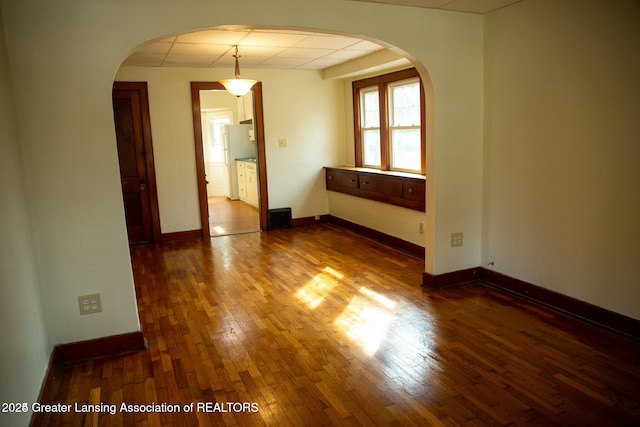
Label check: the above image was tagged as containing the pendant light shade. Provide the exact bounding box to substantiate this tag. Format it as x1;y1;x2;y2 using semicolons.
220;46;257;97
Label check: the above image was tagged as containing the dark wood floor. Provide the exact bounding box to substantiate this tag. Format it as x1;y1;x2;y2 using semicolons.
47;224;640;426
208;197;259;237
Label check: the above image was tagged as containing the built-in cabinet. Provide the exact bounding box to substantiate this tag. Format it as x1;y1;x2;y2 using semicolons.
237;160;259;207
325;166;425;211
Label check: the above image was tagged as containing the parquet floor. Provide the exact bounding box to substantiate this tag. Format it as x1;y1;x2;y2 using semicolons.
208;197;259;237
46;225;640;426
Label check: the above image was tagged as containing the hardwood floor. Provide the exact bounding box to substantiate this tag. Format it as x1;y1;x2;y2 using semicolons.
208;196;259;237
45;225;640;426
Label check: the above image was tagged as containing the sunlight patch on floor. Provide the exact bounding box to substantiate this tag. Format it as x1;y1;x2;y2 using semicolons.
335;286;396;356
296;266;344;309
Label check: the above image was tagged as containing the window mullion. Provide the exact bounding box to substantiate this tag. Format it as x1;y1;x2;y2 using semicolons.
379;83;390;171
353;86;363;167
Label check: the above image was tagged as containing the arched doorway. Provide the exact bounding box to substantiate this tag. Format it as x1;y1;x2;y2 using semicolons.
116;26;434;253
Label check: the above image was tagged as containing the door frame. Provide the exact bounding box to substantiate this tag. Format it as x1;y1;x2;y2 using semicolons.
113;81;161;244
191;81;269;237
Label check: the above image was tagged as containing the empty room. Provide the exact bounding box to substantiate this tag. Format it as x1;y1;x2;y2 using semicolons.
1;0;639;425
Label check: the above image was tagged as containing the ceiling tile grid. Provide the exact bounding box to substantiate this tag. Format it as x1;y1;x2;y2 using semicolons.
122;1;521;70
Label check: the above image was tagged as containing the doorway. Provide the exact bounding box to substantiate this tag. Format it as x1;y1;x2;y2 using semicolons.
191;82;269;237
201;106;259;236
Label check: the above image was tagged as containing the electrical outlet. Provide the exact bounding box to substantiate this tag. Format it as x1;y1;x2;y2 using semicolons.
78;293;102;315
451;232;463;247
278;138;287;147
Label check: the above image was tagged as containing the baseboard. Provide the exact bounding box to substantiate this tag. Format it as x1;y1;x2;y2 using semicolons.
292;214;330;228
421;266;640;340
479;268;640;341
422;267;480;290
31;331;146;426
328;215;425;259
161;229;202;243
53;331;147;364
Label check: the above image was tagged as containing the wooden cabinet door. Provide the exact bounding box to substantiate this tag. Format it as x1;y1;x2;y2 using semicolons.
247;167;258;207
112;83;157;244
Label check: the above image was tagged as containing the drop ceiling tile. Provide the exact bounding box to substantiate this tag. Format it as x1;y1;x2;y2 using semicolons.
241;31;310;47
295;35;361;50
344;40;384;51
162;62;210;68
135;42;172;54
300;57;347;68
323;49;373;60
218;55;271;68
277;47;336;59
229;45;286;57
122;53;166;67
176;30;249;45
259;56;313;68
164;54;215;65
170;43;228;56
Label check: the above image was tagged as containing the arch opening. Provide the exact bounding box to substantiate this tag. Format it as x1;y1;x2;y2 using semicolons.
113;23;434;269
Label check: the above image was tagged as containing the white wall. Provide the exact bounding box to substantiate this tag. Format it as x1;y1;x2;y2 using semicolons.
328;192;427;247
0;7;49;426
483;0;640;319
115;66;344;231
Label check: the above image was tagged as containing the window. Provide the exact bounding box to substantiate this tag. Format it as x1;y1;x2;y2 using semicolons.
353;68;425;174
202;111;233;164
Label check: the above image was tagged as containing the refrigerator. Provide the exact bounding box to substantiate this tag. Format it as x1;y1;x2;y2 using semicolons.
223;124;256;200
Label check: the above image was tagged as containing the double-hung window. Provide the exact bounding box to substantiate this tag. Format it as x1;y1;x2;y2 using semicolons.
353;68;425;174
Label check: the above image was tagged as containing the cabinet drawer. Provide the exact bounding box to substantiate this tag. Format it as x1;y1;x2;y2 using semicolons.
403;181;425;202
326;170;358;190
324;166;426;212
359;174;402;197
237;161;246;170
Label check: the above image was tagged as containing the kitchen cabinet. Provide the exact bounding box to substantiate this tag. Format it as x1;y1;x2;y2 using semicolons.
236;160;259;207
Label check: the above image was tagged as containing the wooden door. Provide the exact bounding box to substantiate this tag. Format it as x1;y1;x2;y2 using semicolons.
112;82;159;244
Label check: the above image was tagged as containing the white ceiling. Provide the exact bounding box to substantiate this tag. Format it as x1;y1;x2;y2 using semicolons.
123;29;385;70
122;0;521;70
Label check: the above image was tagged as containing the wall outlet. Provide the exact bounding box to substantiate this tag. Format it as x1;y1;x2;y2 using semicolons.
451;232;463;247
78;293;102;315
278;138;287;147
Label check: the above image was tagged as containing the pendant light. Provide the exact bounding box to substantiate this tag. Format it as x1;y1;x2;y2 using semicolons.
220;45;257;97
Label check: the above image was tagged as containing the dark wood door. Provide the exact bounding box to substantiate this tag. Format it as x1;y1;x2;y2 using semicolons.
112;82;158;244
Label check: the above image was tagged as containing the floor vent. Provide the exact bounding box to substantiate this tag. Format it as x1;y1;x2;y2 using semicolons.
267;208;292;230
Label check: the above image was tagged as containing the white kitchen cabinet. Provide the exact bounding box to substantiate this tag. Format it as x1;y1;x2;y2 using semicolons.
246;164;258;207
236;160;258;207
